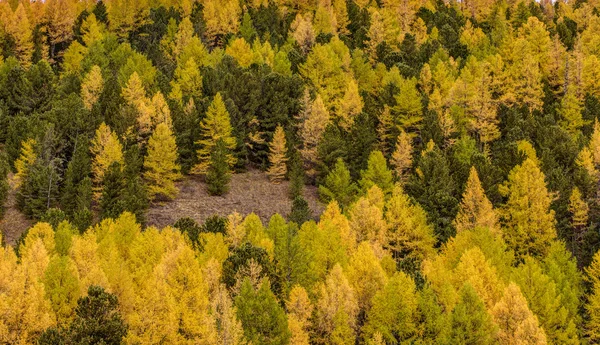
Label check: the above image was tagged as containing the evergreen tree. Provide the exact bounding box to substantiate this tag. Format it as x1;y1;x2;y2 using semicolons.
363;272;418;344
193;93;236;175
61;137;91;218
492;283;547;345
448;284;497;345
288;196;312;225
454;167;499;234
81;65;104;111
143;122;181;201
235;279;290;345
206;139;232;196
359;150;394;194
90;123;124;200
318;158;357;211
267;125;288;183
39;285;127;344
500;158;557;259
99;162;125;220
390;130;413;182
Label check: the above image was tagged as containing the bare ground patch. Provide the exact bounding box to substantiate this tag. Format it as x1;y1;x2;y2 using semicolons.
146;169;324;229
1;174;32;246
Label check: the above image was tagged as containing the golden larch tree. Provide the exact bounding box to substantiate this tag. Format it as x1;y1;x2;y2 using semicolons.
339;79;363;130
202;0;241;46
267;125;288;183
298;94;330;179
390;130;413;182
492;283;548;345
90;123;124;199
144;122;182;201
81;65;104;111
499;158;557;259
14;138;37;189
193;93;236;174
454;167;500;235
6;4;34;67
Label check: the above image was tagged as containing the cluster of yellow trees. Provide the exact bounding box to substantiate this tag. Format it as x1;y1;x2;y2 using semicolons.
0;148;595;344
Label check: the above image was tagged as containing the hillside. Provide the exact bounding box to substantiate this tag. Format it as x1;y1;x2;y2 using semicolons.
147;169;323;228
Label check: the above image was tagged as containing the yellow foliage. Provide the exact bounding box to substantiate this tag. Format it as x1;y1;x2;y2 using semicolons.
454;167;499;234
81;65;104;111
90;123;124;199
267;125;288;183
14;138;37;189
143;122;182;201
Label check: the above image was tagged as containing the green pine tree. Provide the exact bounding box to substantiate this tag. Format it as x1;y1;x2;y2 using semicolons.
318;158;358;211
206;138;232;196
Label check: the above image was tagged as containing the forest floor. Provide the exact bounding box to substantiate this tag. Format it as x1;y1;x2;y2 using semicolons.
146;169;324;229
1;174;32;246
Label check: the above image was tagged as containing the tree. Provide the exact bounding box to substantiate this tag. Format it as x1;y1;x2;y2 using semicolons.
346;242;388;313
193;93;236;175
267;125;288;183
235;279;290;345
359;150;394;194
454;167;499;235
314;264;358;345
287;285;312;345
492;283;547;345
290;13;315;54
288;196;312;225
449;283;497;345
43;255;81;325
385;186;436;270
390;131;413;182
143;123;181;201
206;139;232;196
90;123;124;200
339;79;363;130
81;65;104;111
558;87;585;135
39;285;128;344
318;158;357;211
203;0;241;46
499;158;557;259
298;94;330;179
61;138;91;218
393;77;423;133
587;250;600;342
99;162;126;220
363;272;418;344
14;138;38;189
6;4;34;67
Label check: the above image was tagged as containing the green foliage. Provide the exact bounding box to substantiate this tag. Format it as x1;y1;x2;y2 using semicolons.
235;279;290;345
359;150;394;194
319;158;357;210
288;196;312;225
448;284;497;345
206;138;232;196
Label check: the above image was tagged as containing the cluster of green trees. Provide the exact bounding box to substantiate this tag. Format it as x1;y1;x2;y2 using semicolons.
2;0;600;343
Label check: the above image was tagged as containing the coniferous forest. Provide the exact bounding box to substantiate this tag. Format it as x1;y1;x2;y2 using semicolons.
1;0;600;343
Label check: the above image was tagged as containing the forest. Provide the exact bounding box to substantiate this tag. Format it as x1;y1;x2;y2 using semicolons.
0;0;599;343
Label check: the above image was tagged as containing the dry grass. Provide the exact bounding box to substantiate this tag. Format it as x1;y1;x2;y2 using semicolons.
1;174;32;246
146;169;324;229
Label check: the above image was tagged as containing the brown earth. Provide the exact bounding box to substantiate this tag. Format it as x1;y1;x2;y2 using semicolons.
0;174;32;246
146;169;324;229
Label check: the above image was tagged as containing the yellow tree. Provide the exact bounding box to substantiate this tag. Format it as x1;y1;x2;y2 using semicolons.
14;138;37;189
590;119;600;167
193;93;236;174
298;94;330;179
587;250;600;342
345;242;388;313
203;0;241;46
170;57;203;106
499;158;557;259
290;13;315;55
6;4;34;67
90;123;124;199
390;130;413;182
454;167;499;235
144;122;182;201
44;0;77;58
225;37;254;68
384;186;436;265
287;285;313;345
492;283;548;345
81;65;104;111
559;87;585;135
393;77;423;133
267;125;288;183
314;264;359;344
80;13;104;47
339;79;363;130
